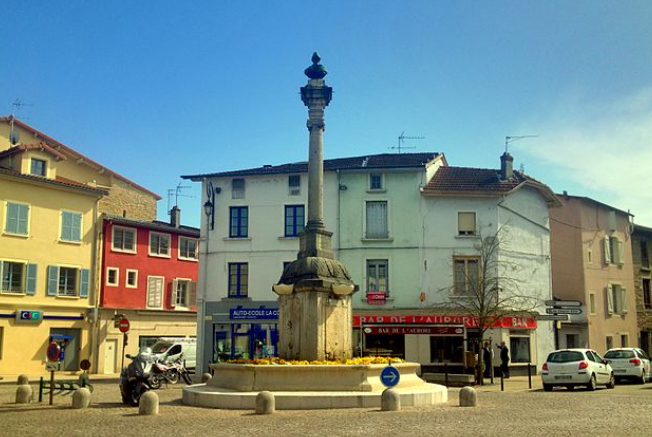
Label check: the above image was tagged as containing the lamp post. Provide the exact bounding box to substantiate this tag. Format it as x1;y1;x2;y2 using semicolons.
197;181;215;375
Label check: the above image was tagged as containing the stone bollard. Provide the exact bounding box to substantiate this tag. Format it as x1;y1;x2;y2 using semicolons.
72;387;91;409
381;388;401;411
201;373;212;383
15;385;33;404
17;374;29;386
255;391;275;415
139;391;159;416
459;386;477;407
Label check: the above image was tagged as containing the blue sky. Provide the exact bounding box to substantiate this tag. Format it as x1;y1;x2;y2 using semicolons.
2;1;651;226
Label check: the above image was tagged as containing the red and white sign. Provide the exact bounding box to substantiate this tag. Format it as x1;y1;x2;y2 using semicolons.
366;292;387;305
354;314;537;330
363;325;464;335
118;318;130;333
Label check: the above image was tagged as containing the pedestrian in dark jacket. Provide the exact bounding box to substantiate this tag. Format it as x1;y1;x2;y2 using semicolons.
482;341;493;378
497;341;510;378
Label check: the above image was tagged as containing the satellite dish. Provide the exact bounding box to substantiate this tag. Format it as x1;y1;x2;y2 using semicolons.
9;129;19;145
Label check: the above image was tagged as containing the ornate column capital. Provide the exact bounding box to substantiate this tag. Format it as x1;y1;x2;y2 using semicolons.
307;120;325;131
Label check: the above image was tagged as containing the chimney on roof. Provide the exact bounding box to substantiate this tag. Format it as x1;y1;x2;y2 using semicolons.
500;152;513;181
170;206;181;228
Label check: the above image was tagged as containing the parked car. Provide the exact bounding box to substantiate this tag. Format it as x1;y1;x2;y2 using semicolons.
541;349;615;391
604;348;651;384
145;338;197;370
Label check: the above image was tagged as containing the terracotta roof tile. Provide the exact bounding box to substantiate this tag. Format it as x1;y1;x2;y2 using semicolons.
423;166;524;195
0;166;107;195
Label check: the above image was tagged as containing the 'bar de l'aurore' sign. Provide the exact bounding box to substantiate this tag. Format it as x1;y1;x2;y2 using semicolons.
354;314;537;330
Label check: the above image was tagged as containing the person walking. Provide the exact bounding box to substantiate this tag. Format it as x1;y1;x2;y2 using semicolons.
482;341;493;379
497;341;510;378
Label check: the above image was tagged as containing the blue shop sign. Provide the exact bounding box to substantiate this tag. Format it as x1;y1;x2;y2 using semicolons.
15;310;43;323
229;307;279;320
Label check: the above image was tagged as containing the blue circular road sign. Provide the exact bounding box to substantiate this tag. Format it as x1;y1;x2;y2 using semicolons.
380;365;400;388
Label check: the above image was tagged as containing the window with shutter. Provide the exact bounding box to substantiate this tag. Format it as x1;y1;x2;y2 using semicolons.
188;281;197;307
1;261;26;293
604;236;611;264
146;276;164;309
621;287;628;314
60;211;82;242
232;179;245;199
458;212;476;236
5;202;29;235
617;240;624;265
365;201;388;239
25;264;37;295
453;257;480;295
366;260;389;294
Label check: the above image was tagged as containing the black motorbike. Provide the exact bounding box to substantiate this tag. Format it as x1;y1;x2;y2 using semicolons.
119;353;155;406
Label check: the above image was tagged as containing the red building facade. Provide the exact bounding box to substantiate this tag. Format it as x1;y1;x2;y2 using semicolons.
96;212;200;374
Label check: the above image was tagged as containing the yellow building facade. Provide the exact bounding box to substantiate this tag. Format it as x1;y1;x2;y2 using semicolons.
0;116;161;377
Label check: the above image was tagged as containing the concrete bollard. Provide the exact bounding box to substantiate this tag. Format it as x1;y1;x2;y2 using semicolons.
459;386;477;407
255;391;275;415
201;373;212;383
15;385;33;404
381;388;401;411
72;387;92;409
138;391;159;416
17;374;29;386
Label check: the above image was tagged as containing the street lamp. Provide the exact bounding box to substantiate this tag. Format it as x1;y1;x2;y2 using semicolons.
204;181;215;230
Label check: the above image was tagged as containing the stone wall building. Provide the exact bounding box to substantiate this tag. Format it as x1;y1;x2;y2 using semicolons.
632;224;652;355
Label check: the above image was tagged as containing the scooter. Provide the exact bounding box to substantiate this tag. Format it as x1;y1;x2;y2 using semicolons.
119;353;155;406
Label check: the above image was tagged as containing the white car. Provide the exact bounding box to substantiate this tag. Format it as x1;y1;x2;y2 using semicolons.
604;348;651;384
541;349;615;391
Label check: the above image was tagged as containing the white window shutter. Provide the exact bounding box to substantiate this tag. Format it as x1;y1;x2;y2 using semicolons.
606;285;614;315
171;279;178;308
618;239;624;265
622;287;628;314
604;236;611;264
189;281;197;307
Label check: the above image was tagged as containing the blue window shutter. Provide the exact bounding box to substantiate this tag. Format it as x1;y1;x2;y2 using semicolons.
73;214;82;241
61;212;72;240
80;269;90;298
47;266;59;296
6;203;19;233
17;204;29;235
26;264;37;295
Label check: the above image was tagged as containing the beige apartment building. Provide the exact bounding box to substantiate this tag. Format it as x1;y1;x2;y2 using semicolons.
550;194;637;354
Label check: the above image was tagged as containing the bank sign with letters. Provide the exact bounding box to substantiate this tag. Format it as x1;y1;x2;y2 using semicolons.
15;310;43;323
229;308;279;320
354;314;537;330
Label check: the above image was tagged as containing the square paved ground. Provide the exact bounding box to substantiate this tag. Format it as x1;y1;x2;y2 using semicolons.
2;380;652;436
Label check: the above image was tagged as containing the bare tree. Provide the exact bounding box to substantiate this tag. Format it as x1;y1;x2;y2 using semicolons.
432;223;541;382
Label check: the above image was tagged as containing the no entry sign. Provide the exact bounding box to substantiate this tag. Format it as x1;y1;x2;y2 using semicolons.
118;318;130;333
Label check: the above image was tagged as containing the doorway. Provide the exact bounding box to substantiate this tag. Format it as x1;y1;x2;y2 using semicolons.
49;328;81;371
104;339;117;374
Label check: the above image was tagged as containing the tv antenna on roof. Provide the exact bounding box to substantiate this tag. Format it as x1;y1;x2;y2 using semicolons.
9;99;35;145
167;181;194;215
389;131;424;154
505;135;538;153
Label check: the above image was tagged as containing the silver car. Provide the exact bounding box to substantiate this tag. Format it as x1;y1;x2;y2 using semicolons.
541;349;615;391
605;348;651;384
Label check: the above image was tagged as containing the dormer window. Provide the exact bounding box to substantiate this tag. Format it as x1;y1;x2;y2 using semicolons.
30;159;46;177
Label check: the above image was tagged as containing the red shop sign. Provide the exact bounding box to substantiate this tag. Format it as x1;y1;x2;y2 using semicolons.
354;314;536;330
366;292;387;305
363;325;465;335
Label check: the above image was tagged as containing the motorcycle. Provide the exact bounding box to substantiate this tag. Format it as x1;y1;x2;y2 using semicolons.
150;359;192;388
119;353;155;406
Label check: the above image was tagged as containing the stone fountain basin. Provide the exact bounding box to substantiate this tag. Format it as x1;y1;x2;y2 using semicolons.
208;362;425;392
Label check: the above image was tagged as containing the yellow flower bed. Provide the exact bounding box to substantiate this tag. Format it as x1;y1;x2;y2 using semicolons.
226;356;404;366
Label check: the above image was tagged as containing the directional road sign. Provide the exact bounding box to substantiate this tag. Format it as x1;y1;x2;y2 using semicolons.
380;366;400;388
534;314;569;321
544;300;582;307
546;307;582;315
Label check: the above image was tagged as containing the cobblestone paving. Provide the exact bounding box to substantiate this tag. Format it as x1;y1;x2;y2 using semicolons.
1;381;652;437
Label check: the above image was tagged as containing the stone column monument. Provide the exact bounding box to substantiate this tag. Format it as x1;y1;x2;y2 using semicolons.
273;53;357;361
